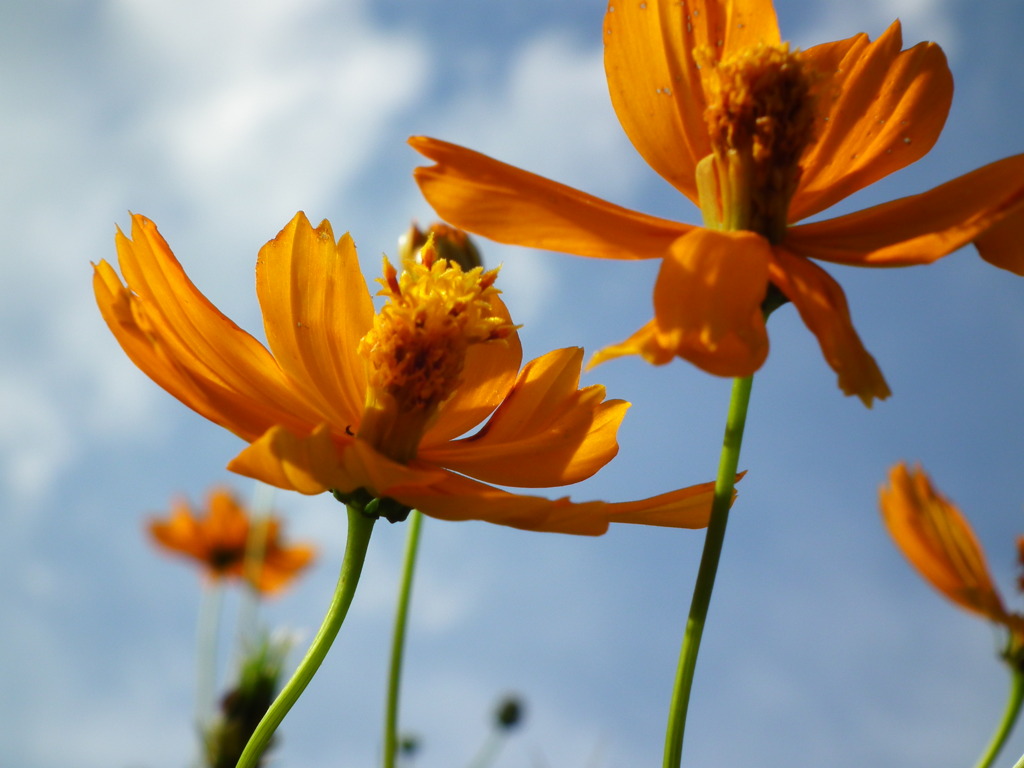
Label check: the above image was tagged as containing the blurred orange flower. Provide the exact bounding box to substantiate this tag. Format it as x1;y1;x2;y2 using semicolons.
880;463;1024;655
95;213;719;535
148;487;315;595
411;0;1024;406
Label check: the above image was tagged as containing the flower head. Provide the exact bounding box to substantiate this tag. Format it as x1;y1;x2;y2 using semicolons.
96;213;720;535
148;487;315;595
410;0;1024;406
880;463;1024;662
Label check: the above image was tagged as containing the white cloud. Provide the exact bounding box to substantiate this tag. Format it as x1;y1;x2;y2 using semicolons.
789;0;958;58
109;0;431;226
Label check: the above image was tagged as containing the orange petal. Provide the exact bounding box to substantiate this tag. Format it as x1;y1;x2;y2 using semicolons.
975;204;1024;276
768;249;890;406
148;504;207;560
256;213;373;428
603;0;780;203
652;229;770;376
389;471;717;536
786;154;1024;271
422;348;627;487
94;261;312;441
410;136;693;259
228;424;447;497
113;215;310;421
425;293;524;443
880;463;1010;624
206;487;249;545
228;424;348;495
589;318;679;368
792;21;953;220
255;542;317;595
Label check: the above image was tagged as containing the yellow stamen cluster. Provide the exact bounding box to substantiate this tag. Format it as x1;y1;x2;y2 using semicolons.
696;43;817;243
357;238;515;462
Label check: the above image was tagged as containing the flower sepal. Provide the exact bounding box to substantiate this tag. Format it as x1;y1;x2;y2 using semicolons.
333;486;414;524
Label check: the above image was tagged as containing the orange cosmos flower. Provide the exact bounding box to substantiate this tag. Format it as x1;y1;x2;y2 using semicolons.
880;463;1024;658
148;486;315;594
410;0;1024;406
95;212;720;535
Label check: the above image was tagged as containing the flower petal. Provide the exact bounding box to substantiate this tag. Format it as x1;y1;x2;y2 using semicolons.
792;21;953;221
603;0;780;203
228;424;349;495
768;249;890;406
256;212;373;428
880;463;1010;625
410;136;693;259
93;259;314;441
228;424;447;497
422;347;627;487
99;216;322;439
652;229;770;376
390;471;717;536
589;318;679;368
786;154;1024;271
425;294;524;443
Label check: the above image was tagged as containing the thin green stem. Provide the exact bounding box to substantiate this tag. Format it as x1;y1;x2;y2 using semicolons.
383;509;424;768
663;374;755;768
237;482;277;651
236;506;376;768
197;581;224;725
973;667;1024;768
464;731;503;768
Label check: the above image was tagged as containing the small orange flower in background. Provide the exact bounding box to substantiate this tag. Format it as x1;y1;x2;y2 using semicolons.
95;212;720;535
148;486;316;595
880;463;1024;660
411;0;1024;406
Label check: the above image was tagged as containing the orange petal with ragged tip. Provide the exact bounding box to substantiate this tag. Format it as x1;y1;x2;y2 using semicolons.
425;293;524;443
410;136;693;260
786;154;1024;271
768;249;890;406
389;472;718;536
256;213;373;428
880;463;1011;625
422;347;626;487
793;21;953;221
113;215;307;419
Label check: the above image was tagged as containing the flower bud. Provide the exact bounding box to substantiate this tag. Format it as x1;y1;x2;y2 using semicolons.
400;221;483;271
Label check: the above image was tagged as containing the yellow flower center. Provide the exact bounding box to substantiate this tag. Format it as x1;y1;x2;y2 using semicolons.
695;43;817;244
356;238;515;463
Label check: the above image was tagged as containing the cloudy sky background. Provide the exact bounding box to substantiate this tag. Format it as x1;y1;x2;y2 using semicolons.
4;0;1024;766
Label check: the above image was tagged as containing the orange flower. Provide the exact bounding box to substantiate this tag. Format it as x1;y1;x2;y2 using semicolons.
95;213;720;535
148;486;315;594
410;0;1024;406
880;463;1024;648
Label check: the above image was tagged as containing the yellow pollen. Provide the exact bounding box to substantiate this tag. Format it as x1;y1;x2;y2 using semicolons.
356;238;515;462
695;43;817;242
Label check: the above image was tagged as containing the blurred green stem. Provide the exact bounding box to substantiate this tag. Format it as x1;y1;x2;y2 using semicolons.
973;667;1024;768
662;374;754;768
383;509;424;768
236;506;375;768
465;730;504;768
197;581;224;725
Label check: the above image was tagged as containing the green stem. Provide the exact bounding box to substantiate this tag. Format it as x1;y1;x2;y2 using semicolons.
662;374;755;768
973;667;1024;768
236;506;376;768
197;581;224;725
383;509;424;768
465;731;503;768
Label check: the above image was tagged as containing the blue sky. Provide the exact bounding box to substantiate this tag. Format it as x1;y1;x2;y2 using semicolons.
3;0;1024;766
